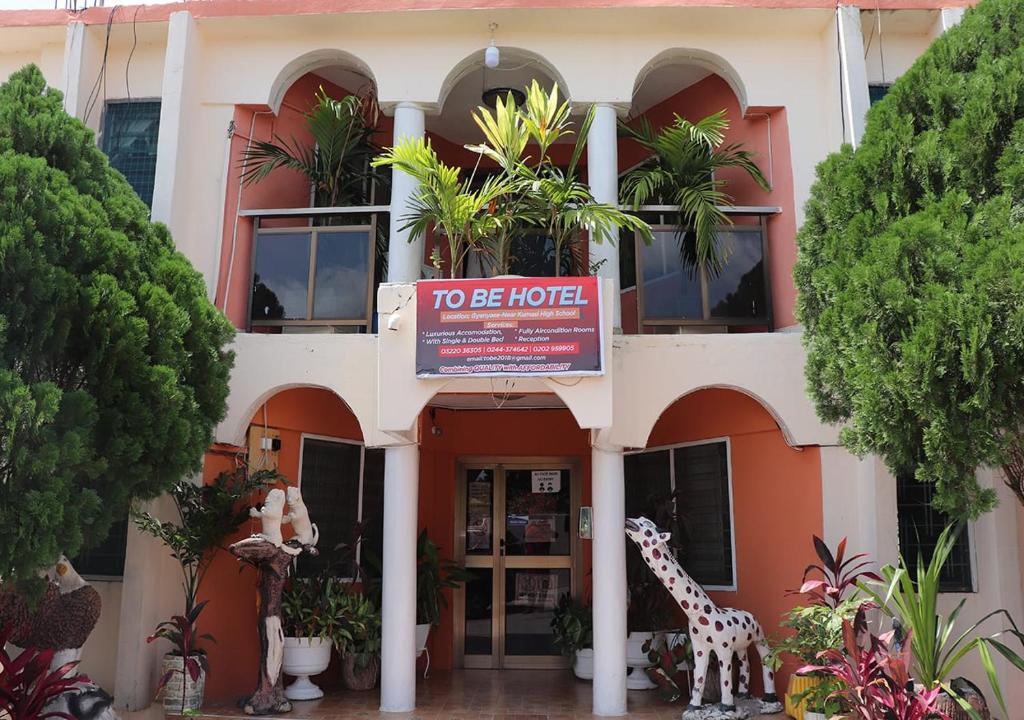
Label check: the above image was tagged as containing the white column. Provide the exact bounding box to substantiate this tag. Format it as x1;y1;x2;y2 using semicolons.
837;5;871;148
387;103;427;283
591;444;627;716
938;7;966;33
587;103;622;330
380;443;420;712
60;21;102;128
151;11;197;231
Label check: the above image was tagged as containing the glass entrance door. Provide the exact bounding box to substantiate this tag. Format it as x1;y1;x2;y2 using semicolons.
455;460;578;669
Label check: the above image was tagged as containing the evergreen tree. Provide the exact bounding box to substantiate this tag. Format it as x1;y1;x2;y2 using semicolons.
0;66;235;583
795;0;1024;517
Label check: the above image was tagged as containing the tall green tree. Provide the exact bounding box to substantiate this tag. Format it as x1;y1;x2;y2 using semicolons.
794;0;1024;518
0;66;235;584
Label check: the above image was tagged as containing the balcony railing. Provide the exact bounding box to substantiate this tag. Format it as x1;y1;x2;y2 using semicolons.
622;206;780;333
241;206;388;333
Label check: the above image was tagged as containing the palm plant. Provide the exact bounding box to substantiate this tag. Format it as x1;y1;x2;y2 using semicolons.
619;110;770;276
240;87;382;208
471;82;651;276
373;137;512;278
860;524;1024;717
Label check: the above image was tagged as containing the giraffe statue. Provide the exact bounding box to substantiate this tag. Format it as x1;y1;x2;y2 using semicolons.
625;517;783;719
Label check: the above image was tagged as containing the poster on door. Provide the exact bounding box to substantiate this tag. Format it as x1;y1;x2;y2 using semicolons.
415;277;604;378
514;572;558;608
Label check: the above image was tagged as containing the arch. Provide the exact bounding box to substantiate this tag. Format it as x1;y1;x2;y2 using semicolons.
631;47;749;115
221;382;369;448
643;384;797;450
436;45;572;111
267;48;377;114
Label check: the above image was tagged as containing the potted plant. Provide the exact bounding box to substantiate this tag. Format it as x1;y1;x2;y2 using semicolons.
551;593;593;680
861;524;1024;720
134;468;275;713
336;593;381;691
619;109;770;277
792;676;847;720
770;536;879;720
799;602;947;720
279;575;354;701
626;559;673;691
416;529;470;657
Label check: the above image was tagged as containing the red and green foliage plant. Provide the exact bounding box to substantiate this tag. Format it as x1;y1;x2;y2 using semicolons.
799;604;948;720
0;626;84;720
148;600;212;706
798;536;881;608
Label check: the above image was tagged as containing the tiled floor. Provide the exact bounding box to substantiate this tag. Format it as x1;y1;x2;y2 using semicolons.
195;670;788;719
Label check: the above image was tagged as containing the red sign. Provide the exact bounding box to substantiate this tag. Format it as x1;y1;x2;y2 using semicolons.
416;277;604;378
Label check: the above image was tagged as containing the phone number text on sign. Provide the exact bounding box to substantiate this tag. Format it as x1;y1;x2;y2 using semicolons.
415;277;604;378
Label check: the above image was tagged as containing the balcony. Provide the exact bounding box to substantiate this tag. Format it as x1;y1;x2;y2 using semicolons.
242;206;388;334
621;206;778;334
241;205;777;336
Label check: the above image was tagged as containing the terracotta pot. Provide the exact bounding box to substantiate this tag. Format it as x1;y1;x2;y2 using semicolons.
160;653;206;714
784;674;823;720
341;653;380;691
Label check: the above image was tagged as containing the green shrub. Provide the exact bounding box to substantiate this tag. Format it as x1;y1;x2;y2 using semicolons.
795;0;1024;517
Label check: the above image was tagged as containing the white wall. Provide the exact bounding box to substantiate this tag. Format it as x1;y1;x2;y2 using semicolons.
78;580;122;694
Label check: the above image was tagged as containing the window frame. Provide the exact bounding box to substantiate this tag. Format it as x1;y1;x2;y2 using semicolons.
895;474;977;594
625;436;737;591
297;432;370;579
99;98;162;208
248;220;378;332
633;222;772;331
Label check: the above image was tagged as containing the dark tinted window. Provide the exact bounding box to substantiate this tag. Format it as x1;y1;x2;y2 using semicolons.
101;101;161;207
73;517;129;578
297;439;362;576
897;474;973;592
869;84;892;105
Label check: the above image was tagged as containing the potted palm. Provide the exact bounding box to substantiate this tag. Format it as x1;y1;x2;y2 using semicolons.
619;110;770;276
416;529;470;657
133;468;275;713
280;575;354;701
551;593;594;680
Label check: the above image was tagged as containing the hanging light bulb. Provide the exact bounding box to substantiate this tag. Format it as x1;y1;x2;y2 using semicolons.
484;23;499;68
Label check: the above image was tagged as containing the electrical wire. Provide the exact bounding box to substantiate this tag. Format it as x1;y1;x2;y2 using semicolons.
83;6;117;126
125;4;141;102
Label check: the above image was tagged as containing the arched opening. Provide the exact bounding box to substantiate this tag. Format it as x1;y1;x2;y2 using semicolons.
628;387;821;694
619;50;797;332
199;386;371;701
217;51;388;332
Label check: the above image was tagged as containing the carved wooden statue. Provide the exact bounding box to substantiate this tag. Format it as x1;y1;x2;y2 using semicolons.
625;517;783;720
231;486;318;716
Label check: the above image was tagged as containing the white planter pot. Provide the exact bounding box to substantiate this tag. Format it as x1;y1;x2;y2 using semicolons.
160;653;206;714
282;637;333;701
573;648;594;680
415;623;431;655
625;631;663;690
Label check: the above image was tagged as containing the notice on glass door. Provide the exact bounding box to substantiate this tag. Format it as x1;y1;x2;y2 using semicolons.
531;470;561;494
415;277;604;378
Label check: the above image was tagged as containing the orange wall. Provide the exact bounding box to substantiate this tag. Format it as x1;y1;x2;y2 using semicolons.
647;388;822;692
198;387;363;701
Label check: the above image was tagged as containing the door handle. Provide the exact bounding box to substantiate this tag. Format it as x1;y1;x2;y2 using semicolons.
499;537;506;556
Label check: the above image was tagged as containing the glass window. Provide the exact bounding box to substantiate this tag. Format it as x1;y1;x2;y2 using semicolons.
503;469;572;557
251;232;311;321
624;441;734;588
897;474;973;593
707;230;766;319
73;517;129;578
869;84;892;105
504;568;571;656
312;231;370;319
639;230;702;319
673;443;733;587
101;100;161;207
